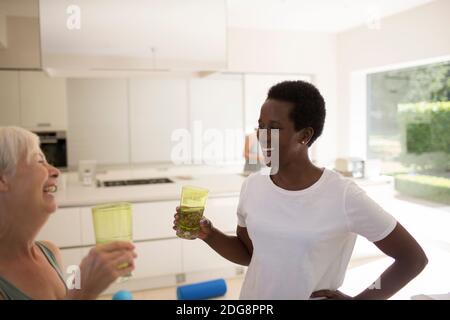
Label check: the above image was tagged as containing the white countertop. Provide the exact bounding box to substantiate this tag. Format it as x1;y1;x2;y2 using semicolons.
56;165;247;208
55;164;393;208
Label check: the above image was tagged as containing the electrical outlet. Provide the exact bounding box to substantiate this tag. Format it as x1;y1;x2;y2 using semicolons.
235;266;245;275
176;273;186;284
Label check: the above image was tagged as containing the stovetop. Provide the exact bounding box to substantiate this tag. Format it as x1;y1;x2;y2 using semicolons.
98;177;174;187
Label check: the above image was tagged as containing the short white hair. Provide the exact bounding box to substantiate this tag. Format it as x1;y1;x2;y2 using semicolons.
0;126;41;175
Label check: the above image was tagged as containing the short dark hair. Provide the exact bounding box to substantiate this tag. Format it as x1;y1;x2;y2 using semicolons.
267;80;326;146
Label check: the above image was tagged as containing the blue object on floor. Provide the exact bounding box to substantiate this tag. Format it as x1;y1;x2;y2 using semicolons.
112;290;133;300
177;278;227;300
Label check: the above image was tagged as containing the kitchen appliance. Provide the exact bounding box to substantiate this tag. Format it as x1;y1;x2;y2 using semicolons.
335;157;365;178
98;178;174;187
34;131;67;169
78;160;97;186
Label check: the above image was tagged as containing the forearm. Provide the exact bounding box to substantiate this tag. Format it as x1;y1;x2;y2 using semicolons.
354;258;427;300
203;227;252;266
65;289;96;300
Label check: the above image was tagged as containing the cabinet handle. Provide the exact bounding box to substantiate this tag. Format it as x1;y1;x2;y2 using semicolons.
37;123;51;127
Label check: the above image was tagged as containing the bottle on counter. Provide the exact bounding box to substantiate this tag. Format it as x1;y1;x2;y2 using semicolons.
82;168;93;186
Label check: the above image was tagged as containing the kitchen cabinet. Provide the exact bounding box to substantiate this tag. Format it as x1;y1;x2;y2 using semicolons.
80;200;179;245
19;71;67;131
36;207;82;248
133;239;183;279
204;197;239;233
146;0;227;71
182;234;239;274
66;79;129;166
39;0;227;73
0;71;20;126
0;70;67;130
78;241;183;281
43;195;240;290
0;14;41;69
182;196;239;274
129;79;188;163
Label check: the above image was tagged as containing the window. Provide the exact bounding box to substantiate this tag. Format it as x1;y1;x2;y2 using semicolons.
367;61;450;204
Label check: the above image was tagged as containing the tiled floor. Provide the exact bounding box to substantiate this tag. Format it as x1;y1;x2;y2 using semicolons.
101;182;450;300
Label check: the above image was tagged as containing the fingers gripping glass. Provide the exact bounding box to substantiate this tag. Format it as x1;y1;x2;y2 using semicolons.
176;186;209;240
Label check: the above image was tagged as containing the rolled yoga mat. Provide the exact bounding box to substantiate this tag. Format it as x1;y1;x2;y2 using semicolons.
177;278;227;300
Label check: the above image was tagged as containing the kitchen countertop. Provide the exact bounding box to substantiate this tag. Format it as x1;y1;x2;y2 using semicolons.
55;164;393;208
56;165;247;208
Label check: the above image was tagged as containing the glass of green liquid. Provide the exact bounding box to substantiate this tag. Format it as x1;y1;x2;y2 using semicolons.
92;202;133;280
177;186;209;240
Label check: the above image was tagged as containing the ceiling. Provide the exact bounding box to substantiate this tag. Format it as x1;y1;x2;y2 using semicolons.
227;0;436;33
2;0;437;74
2;0;436;33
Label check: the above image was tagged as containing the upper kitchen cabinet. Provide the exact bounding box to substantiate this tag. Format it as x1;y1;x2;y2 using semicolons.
0;70;67;130
0;71;20;126
19;71;67;131
0;0;41;69
39;0;227;75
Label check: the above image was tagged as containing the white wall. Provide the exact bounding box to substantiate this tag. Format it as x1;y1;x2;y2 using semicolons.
336;0;450;159
227;28;338;166
67;79;130;166
62;28;338;167
129;78;189;164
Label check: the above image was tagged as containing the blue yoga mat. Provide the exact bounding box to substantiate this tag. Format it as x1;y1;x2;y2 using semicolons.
177;278;227;300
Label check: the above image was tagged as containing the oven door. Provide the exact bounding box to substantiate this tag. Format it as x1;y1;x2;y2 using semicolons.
40;140;67;168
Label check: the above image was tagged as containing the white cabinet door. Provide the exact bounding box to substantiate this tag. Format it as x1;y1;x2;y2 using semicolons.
189;75;244;163
133;201;179;240
67;79;129;166
36;207;82;248
80;207;95;245
182;196;240;274
133;239;183;278
150;0;227;70
39;0;226;72
79;240;182;280
80;200;179;245
0;71;20;126
182;236;238;273
19;71;67;131
204;197;239;233
129;79;188;163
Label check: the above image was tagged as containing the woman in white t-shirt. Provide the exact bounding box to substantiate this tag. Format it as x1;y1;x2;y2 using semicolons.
173;80;428;300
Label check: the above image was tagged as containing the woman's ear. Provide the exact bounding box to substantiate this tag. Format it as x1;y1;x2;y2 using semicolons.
299;128;314;145
0;174;9;192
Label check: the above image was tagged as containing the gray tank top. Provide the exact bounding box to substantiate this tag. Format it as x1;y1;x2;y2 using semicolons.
0;242;66;300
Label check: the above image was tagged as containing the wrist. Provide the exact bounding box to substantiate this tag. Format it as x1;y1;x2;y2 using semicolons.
202;226;218;244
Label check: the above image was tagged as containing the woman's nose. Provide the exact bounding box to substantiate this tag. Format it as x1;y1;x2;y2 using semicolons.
48;164;60;178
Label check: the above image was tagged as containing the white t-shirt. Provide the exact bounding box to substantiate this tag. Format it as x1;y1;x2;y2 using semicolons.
237;168;397;300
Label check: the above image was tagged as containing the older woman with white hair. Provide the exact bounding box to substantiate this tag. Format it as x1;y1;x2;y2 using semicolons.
0;126;137;300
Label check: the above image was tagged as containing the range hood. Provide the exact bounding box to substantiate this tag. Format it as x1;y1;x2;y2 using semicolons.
39;0;228;77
